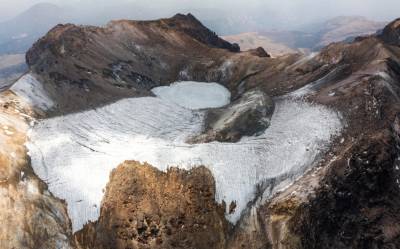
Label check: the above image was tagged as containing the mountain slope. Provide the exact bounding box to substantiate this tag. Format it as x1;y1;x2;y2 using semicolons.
1;13;400;249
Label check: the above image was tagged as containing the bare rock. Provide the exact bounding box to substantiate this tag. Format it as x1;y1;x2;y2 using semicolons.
379;18;400;46
189;89;274;143
248;47;271;58
0;94;74;249
75;161;229;249
168;13;240;52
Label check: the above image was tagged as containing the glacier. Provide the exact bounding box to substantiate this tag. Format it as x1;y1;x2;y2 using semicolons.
26;81;343;232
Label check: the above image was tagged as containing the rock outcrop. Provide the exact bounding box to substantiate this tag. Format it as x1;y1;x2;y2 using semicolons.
248;47;271;58
379;18;400;46
75;161;229;249
0;92;74;249
190;89;274;143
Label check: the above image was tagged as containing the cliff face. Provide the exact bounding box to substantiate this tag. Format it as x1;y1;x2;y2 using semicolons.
75;162;229;249
3;13;400;249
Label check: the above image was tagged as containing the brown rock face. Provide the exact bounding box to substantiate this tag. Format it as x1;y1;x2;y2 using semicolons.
0;92;74;249
75;161;229;249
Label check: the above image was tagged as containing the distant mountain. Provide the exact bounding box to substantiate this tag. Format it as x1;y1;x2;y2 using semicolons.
260;30;318;51
259;16;386;52
313;16;386;48
0;54;26;89
222;32;298;57
0;3;67;54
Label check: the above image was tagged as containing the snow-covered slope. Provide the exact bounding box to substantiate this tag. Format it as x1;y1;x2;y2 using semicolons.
26;82;342;232
10;74;54;111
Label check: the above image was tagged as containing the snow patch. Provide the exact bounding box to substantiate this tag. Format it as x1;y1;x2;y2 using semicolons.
289;52;319;69
152;81;231;110
218;60;234;79
376;71;400;101
10;74;54;111
289;65;347;98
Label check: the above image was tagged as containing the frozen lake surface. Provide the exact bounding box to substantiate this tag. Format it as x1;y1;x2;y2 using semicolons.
26;81;343;232
151;81;231;109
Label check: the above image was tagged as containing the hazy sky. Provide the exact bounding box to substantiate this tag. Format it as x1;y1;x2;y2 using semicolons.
1;0;400;27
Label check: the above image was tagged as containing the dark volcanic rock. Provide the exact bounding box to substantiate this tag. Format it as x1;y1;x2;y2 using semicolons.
248;47;271;58
297;130;400;249
168;13;240;52
189;89;274;143
379;18;400;46
75;161;229;249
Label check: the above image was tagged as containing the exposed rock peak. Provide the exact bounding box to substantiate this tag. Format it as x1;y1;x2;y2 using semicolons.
164;13;240;52
105;13;240;52
172;13;201;23
379;18;400;45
